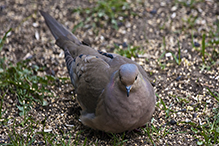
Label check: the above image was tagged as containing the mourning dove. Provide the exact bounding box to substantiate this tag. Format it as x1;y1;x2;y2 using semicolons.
40;10;156;133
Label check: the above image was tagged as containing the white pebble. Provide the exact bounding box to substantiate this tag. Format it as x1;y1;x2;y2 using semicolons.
171;6;177;11
32;22;39;27
35;31;40;40
171;13;176;19
44;129;52;132
165;52;172;57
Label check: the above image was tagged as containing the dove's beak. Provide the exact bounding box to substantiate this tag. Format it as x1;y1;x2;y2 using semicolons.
126;85;132;97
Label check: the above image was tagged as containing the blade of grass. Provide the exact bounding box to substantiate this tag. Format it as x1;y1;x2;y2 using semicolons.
0;28;12;52
201;33;206;64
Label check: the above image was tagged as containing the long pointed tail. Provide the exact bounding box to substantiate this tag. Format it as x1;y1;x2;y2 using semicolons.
40;10;81;45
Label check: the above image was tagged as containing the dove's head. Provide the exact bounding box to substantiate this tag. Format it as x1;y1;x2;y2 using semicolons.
119;64;139;97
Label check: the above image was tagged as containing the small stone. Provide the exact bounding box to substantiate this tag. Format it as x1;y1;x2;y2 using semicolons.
187;106;194;111
176;76;182;81
198;8;203;13
0;5;6;11
59;51;64;58
160;2;166;6
194;42;200;47
117;22;123;27
23;53;33;60
65;124;74;127
32;22;39;27
169;119;177;125
44;128;52;132
171;13;176;18
186;10;191;15
206;99;211;103
118;16;123;21
185;119;191;122
178;109;186;112
171;6;177;11
35;31;40;40
150;9;157;14
193;113;197;118
201;20;206;25
6;31;11;37
122;42;128;48
198;118;204;125
125;22;131;28
165;52;172;57
100;35;104;41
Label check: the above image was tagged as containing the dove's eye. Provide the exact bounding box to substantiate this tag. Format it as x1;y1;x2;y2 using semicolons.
135;76;138;80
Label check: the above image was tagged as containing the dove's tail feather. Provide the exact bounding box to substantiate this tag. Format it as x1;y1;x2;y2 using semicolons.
40;10;81;45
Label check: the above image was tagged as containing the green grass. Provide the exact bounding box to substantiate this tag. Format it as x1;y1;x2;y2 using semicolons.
0;28;67;145
114;44;143;59
0;59;57;116
5;115;77;146
173;0;218;71
176;89;219;146
182;15;198;30
174;0;205;9
7;116;39;146
143;90;219;145
207;20;219;67
107;132;128;146
175;0;218;71
201;33;206;64
0;28;12;52
72;0;135;30
0;28;12;73
170;40;182;65
142;94;179;145
193;33;215;71
192;32;218;71
157;37;167;70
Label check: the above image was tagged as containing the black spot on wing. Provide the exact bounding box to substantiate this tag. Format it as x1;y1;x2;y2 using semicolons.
98;50;114;59
79;54;83;58
106;53;113;59
82;41;90;46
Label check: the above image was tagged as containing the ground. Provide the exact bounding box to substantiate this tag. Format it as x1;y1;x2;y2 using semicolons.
0;0;219;145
